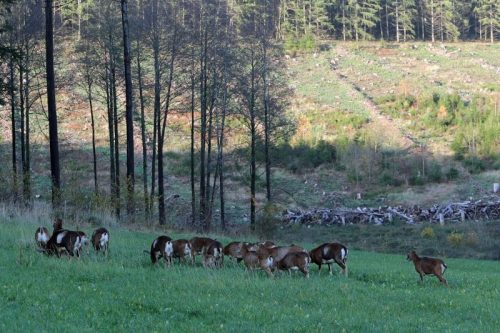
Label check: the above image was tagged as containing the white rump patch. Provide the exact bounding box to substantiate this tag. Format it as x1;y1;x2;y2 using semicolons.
165;241;173;256
74;236;82;252
184;244;191;256
152;239;157;248
322;246;329;257
441;264;446;274
37;232;49;243
341;248;346;260
56;231;67;244
100;233;109;247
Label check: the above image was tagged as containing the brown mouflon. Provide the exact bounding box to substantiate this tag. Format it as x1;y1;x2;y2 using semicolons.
309;243;348;276
92;228;110;254
407;251;448;286
276;252;311;278
150;236;173;266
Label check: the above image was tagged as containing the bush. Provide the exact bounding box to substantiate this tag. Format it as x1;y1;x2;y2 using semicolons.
463;156;486;174
427;163;443;182
421;227;436;238
447;232;464;247
255;202;282;238
445;167;459;181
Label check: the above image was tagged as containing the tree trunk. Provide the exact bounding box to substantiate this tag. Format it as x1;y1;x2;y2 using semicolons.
136;43;149;216
199;28;208;230
19;61;26;204
24;46;31;205
250;51;256;227
121;0;135;220
45;0;61;210
150;0;160;216
111;59;120;219
263;42;271;202
87;78;98;195
105;51;116;214
9;48;17;200
396;1;400;42
431;0;435;42
190;72;196;226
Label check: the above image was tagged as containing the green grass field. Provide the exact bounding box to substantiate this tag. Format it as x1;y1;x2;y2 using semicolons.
1;218;499;332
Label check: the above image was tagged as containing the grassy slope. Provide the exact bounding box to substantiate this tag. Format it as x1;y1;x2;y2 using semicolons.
1;219;499;332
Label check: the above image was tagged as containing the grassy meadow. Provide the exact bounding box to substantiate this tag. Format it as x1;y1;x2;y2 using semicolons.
1;216;499;332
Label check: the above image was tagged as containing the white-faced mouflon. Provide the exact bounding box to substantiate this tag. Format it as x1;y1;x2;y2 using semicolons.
35;226;50;249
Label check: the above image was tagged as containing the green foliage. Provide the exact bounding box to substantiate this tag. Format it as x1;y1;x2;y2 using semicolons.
447;231;464;247
269;140;338;172
284;34;316;54
420;226;435;238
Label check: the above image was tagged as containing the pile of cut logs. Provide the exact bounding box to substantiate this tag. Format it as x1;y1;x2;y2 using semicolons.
282;197;500;226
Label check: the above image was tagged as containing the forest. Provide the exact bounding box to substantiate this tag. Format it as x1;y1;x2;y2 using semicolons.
0;0;498;231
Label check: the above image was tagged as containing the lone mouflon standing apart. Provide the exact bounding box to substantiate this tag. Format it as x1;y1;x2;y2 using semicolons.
149;235;173;266
92;228;110;255
309;243;348;276
407;251;448;286
35;226;50;249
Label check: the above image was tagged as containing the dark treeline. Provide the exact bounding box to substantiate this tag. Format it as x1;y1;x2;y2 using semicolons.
277;0;498;44
0;0;292;230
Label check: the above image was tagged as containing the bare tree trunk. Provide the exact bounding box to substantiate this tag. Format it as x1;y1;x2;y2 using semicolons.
250;50;256;227
121;0;135;220
263;42;271;202
111;59;121;219
45;0;61;210
431;0;435;42
396;1;400;42
19;58;27;205
385;1;390;39
342;0;346;41
24;47;31;205
150;0;160;215
105;51;116;214
190;72;196;226
199;27;208;230
77;0;81;40
9;52;18;200
86;77;98;194
218;74;227;230
136;43;149;216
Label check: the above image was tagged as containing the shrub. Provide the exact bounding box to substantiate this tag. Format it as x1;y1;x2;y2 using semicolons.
427;163;443;182
463;156;486;174
421;227;435;238
445;167;459;181
447;232;464;247
255;202;282;238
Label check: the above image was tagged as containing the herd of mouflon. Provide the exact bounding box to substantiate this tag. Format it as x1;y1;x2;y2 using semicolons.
34;219;448;286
